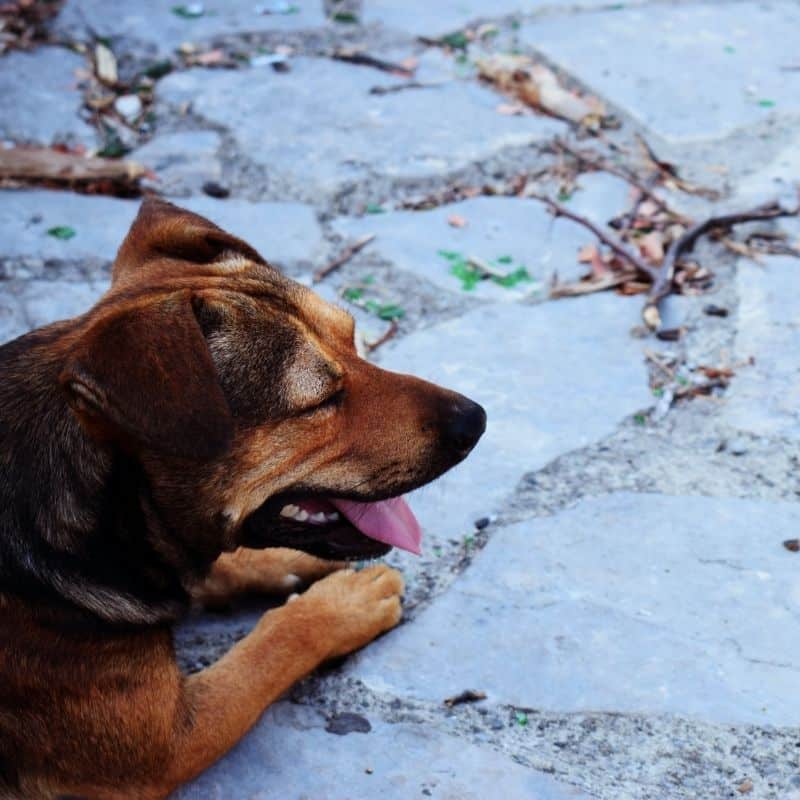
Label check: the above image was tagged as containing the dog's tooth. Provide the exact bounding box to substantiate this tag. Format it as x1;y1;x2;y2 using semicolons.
310;512;327;524
294;509;309;522
326;512;340;521
280;504;300;518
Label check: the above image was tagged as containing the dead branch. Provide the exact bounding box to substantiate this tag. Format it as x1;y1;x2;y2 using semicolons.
365;319;399;353
531;193;658;281
443;689;487;708
550;270;636;299
313;234;376;283
332;49;414;76
554;138;680;220
369;81;442;95
0;147;146;185
643;199;800;329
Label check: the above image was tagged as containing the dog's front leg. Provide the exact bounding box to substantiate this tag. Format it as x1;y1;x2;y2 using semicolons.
161;564;403;797
191;547;345;607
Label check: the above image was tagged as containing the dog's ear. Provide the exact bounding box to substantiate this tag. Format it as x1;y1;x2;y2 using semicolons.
112;198;266;285
60;292;233;461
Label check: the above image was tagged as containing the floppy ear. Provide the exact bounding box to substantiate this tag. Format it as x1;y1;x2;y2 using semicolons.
112;197;266;285
60;292;233;461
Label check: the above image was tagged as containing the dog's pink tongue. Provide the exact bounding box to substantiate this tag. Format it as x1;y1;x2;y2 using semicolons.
330;496;422;555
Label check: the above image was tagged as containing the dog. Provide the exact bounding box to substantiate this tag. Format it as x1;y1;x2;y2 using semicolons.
0;198;486;799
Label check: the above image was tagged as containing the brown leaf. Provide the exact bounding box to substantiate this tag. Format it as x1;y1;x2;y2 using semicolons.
736;779;753;795
496;102;526;116
638;231;665;265
193;48;226;66
447;214;468;228
478;54;606;124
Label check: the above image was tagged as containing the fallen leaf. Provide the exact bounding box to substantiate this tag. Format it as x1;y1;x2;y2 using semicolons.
478;54;606;125
47;225;76;240
638;231;665;264
737;778;754;794
496;102;526;116
447;214;468;228
193;48;226;66
94;42;117;85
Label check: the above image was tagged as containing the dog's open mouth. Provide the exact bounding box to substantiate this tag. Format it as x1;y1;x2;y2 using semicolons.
241;493;422;560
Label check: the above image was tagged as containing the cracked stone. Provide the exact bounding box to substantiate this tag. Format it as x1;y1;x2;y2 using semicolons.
0;279;110;345
0;191;327;275
351;493;800;726
54;0;327;57
131;131;224;196
723;255;800;439
332;173;631;300
363;0;612;37
373;293;650;551
174;702;590;799
522;2;800;143
0;47;97;148
157;57;564;201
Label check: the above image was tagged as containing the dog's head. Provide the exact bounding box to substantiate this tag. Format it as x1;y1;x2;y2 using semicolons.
59;199;485;561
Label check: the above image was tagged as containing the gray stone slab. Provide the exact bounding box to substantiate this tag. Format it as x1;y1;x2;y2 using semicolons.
723;255;800;439
332;174;631;299
352;493;800;726
0;191;326;272
0;47;97;147
523;2;800;143
363;0;611;37
0;278;110;345
157;57;564;199
132;131;223;196
55;0;326;56
175;701;589;799
375;294;650;548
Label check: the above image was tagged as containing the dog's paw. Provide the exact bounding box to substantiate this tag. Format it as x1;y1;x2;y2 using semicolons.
293;564;404;659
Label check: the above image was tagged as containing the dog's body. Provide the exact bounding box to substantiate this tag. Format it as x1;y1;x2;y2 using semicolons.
0;200;485;799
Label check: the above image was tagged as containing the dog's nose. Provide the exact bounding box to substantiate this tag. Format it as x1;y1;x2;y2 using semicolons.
443;396;487;453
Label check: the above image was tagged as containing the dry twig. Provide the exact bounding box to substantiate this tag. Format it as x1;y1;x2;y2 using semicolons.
332;49;415;76
313;234;376;283
365;319;399;353
0;147;146;191
532;193;658;281
643;199;800;328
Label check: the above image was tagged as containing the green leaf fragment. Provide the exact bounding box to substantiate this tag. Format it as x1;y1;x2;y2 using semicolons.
332;11;358;23
171;4;204;19
724;45;736;54
634;413;646;426
496;255;513;265
47;226;76;240
365;203;386;214
376;304;405;321
758;99;776;108
440;31;469;50
515;711;528;726
492;267;531;288
343;287;364;301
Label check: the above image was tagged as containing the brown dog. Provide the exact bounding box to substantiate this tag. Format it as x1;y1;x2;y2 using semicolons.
0;199;486;799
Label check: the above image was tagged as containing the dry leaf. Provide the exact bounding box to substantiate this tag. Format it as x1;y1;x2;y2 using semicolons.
193;48;226;66
496;102;526;116
736;778;753;795
478;54;606;125
577;244;598;264
94;42;117;85
447;214;468;228
638;231;665;264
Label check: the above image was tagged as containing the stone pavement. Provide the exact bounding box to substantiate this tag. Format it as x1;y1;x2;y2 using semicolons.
2;2;800;798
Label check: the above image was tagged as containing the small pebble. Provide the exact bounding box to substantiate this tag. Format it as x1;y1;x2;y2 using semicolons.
782;539;800;553
325;712;371;735
704;304;729;318
474;516;491;530
202;181;230;198
114;94;142;121
728;438;749;456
